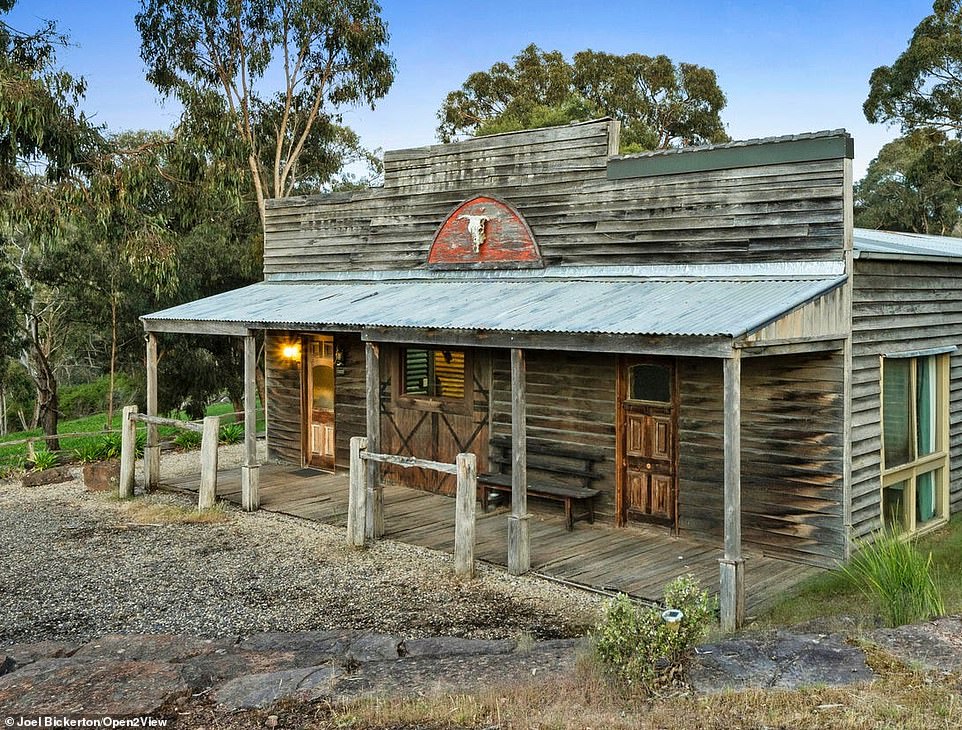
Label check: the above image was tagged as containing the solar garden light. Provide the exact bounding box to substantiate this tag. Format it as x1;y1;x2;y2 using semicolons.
662;608;684;631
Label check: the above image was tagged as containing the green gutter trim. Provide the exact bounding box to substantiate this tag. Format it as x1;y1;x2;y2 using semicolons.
608;135;854;180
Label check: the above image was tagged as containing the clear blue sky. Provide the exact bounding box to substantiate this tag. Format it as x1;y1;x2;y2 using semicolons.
7;0;936;179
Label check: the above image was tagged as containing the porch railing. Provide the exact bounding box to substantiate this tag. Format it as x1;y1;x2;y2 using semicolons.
348;436;477;578
119;405;258;510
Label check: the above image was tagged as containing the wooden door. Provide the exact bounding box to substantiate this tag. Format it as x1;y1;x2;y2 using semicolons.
618;358;677;527
305;335;335;470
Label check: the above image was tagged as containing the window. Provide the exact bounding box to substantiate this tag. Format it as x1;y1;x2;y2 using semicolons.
401;348;466;399
628;363;672;403
881;353;949;532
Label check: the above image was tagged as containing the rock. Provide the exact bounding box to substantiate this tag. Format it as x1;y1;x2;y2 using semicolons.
213;665;346;710
869;617;962;672
0;654;13;675
21;466;73;488
344;633;400;663
324;642;578;703
238;630;358;657
400;636;517;658
688;635;779;692
82;460;120;492
73;633;232;663
0;658;189;715
771;633;873;688
689;631;872;693
2;640;79;667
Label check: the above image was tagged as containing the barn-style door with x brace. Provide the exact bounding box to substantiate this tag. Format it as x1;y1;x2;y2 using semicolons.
380;346;490;494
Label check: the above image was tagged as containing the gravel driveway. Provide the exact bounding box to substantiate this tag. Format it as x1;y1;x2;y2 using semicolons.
0;447;602;646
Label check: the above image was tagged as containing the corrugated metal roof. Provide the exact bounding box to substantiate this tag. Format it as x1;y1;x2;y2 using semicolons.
854;228;962;260
613;129;849;161
143;276;845;338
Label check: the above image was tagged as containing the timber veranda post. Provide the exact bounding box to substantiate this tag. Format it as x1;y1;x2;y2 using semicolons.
720;350;745;632
241;333;260;511
365;341;384;539
508;347;530;574
145;333;159;490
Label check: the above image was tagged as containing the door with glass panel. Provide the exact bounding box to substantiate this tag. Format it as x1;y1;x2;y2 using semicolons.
618;358;678;527
305;335;335;470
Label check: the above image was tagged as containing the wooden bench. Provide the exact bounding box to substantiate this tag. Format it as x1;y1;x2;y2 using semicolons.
479;435;604;531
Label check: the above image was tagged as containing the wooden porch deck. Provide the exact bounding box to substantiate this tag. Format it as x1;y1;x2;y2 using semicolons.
161;463;817;613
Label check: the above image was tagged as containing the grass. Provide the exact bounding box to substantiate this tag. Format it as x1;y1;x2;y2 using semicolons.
841;529;944;627
114;495;231;525
758;515;962;629
0;399;265;473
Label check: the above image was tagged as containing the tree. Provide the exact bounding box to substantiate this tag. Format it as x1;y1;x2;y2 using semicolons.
136;0;396;226
0;1;104;448
855;129;962;235
437;44;729;151
864;0;962;134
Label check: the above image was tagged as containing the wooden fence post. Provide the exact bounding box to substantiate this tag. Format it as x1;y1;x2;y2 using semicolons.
454;452;477;578
198;416;219;509
118;405;138;499
347;436;368;547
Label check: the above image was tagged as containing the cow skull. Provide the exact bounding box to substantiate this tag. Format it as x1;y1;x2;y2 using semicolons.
458;212;489;253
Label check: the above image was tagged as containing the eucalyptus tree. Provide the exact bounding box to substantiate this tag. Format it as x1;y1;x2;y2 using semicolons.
136;0;396;226
438;43;729;152
864;0;962;135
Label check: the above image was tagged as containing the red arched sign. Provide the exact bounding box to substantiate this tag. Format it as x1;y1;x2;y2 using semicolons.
428;195;542;268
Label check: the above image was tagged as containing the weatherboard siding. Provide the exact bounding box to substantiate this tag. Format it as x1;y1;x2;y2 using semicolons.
263;121;847;276
489;349;619;519
678;351;846;566
850;258;962;540
265;331;303;465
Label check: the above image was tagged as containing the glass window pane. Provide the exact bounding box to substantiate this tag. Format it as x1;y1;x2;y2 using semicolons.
629;364;671;402
917;469;940;524
882;359;912;467
883;480;908;530
916;356;937;456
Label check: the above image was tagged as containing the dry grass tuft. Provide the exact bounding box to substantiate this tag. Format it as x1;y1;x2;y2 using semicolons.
115;496;231;525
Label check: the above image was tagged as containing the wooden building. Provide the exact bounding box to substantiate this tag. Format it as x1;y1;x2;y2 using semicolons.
142;120;962;629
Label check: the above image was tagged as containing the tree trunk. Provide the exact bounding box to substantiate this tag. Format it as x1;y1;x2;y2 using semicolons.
28;319;59;451
0;384;6;436
107;292;117;426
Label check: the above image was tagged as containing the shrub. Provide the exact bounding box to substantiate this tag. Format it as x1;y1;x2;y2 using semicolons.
841;528;944;627
73;440;105;464
59;374;135;420
173;430;202;450
593;574;715;694
92;431;145;459
31;448;59;471
98;433;122;460
219;422;244;445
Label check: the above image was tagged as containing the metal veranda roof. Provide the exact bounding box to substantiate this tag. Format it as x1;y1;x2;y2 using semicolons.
142;274;845;339
854;228;962;260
